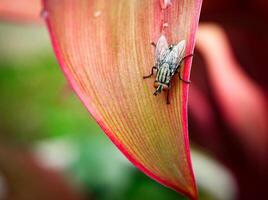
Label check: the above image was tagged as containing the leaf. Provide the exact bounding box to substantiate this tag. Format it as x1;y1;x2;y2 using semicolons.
0;0;42;23
43;0;202;198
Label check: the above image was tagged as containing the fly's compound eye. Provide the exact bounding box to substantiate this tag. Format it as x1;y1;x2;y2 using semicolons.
154;81;159;88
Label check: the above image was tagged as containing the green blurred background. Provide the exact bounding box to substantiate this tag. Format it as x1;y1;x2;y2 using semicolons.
0;23;232;200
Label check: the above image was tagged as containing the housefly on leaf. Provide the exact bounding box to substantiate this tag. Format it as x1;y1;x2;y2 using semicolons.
143;35;193;104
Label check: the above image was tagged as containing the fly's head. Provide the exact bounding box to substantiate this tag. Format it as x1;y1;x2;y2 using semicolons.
153;81;169;96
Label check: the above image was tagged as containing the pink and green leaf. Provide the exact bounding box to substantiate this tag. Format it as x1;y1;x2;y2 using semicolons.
43;0;202;198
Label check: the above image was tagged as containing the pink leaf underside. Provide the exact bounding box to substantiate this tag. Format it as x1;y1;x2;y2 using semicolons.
196;23;268;163
43;0;202;198
0;0;42;23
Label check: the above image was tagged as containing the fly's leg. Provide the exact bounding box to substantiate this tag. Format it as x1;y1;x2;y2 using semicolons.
143;42;157;79
166;90;170;104
166;83;171;104
174;71;191;83
176;54;194;71
143;66;157;79
151;42;156;48
175;54;193;83
179;54;194;66
178;71;191;84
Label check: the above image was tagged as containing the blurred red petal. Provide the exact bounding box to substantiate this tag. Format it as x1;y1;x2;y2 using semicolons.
189;84;214;129
0;145;82;200
43;0;202;198
196;23;268;163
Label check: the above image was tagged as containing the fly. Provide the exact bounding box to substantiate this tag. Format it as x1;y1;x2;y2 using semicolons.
143;35;193;104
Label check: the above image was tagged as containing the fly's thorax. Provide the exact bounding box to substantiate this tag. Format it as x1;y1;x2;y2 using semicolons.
156;63;171;85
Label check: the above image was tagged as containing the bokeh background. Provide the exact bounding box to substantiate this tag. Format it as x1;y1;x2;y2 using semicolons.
0;23;224;200
0;0;267;200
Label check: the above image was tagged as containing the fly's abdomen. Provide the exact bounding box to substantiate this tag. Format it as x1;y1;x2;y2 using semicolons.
156;63;171;84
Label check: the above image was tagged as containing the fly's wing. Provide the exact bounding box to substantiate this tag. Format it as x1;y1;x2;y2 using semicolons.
155;35;169;68
164;40;186;73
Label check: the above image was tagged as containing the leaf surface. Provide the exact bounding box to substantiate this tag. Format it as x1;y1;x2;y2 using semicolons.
43;0;202;198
